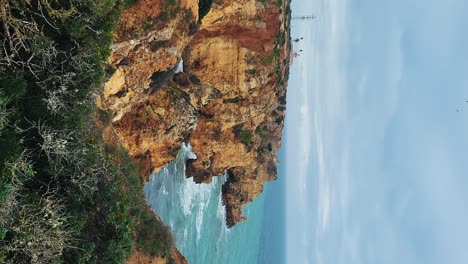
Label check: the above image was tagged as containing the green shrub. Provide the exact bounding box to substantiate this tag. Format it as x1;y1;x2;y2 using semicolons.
124;0;140;7
238;131;253;146
0;182;12;204
189;74;201;84
256;125;268;138
275;116;284;124
166;0;177;6
226;97;240;103
245;69;257;75
261;53;275;65
160;11;170;21
0;1;176;262
137;210;174;256
234;124;253;149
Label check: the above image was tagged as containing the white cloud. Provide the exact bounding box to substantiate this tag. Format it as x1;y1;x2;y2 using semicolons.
319;184;330;232
309;3;406;264
289;0;468;263
300;104;308;115
314;113;330;233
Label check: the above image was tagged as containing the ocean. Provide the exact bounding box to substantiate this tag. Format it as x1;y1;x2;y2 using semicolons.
144;144;270;264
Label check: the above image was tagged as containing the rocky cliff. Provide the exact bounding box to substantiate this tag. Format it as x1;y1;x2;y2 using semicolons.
126;248;188;264
100;0;291;230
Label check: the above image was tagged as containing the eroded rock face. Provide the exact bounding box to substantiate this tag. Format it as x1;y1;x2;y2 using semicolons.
101;0;198;120
101;0;291;228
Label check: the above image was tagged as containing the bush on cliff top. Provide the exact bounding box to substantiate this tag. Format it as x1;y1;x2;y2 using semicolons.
0;0;173;263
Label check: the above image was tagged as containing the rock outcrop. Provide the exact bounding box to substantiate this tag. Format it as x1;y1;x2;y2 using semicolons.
101;0;291;228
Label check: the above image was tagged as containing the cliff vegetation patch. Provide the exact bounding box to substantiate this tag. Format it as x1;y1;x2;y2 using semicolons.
234;124;254;151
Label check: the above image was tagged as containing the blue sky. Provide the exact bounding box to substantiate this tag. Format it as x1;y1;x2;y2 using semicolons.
285;0;468;263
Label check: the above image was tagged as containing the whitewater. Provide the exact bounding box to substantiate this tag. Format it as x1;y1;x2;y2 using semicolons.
144;144;266;264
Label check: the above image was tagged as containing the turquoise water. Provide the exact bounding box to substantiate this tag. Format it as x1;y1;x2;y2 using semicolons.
257;151;286;264
144;144;266;264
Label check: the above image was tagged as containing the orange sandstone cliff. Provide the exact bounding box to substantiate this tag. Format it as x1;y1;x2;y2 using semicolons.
100;0;291;234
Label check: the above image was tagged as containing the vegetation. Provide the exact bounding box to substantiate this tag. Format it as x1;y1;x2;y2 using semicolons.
226;97;240;103
124;0;140;7
234;124;253;150
261;53;275;65
275;116;284;125
256;125;268;139
166;0;177;6
245;69;257;75
189;74;201;85
0;0;174;263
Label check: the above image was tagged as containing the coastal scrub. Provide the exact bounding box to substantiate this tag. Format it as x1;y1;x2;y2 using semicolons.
0;0;174;262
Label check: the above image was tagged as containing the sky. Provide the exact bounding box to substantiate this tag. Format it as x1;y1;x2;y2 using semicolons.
285;0;468;263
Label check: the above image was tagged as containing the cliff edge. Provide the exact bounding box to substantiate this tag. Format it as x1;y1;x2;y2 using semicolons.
100;0;291;228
